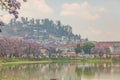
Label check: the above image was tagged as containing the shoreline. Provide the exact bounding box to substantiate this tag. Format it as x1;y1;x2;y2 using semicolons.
0;58;118;65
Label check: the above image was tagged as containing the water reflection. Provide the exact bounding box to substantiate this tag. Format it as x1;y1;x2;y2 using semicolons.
0;62;120;80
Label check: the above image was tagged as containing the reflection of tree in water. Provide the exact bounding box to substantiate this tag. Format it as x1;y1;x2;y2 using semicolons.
0;64;24;80
94;63;111;74
0;63;65;80
75;63;95;79
0;64;49;80
75;63;113;80
83;67;95;78
75;66;82;77
49;63;59;73
48;63;64;79
0;62;119;80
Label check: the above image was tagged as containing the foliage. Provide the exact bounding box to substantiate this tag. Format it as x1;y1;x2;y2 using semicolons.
0;37;46;58
75;44;82;54
83;67;95;78
91;46;111;58
75;66;82;76
2;18;81;42
0;0;26;18
82;42;95;54
56;49;62;53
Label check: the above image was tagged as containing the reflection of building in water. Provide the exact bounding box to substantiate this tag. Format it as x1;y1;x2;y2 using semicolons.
0;63;120;80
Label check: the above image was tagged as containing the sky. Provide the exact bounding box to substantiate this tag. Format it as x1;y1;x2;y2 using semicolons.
0;0;120;41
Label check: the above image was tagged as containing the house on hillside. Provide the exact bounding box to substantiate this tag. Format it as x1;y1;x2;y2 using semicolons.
56;43;80;57
56;43;77;52
59;52;77;58
40;48;49;58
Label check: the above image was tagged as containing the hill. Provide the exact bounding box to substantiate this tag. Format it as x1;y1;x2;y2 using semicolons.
1;17;81;44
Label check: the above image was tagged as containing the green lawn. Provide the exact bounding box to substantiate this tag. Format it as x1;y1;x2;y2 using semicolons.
0;58;115;65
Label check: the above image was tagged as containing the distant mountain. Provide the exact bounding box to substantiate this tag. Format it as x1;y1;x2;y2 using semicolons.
1;17;81;43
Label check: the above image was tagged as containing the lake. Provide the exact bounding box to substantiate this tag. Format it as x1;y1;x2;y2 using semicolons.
0;62;120;80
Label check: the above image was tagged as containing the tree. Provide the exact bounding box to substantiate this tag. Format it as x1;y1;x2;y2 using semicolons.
0;0;27;31
48;47;56;58
0;37;42;58
75;44;82;54
0;0;26;18
82;42;94;54
91;46;111;58
56;49;63;57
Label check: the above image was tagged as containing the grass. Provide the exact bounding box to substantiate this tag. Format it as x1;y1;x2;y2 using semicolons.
0;58;52;65
1;60;52;65
0;57;115;65
50;57;113;63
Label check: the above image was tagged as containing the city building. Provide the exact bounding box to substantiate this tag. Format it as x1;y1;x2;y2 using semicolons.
97;41;120;58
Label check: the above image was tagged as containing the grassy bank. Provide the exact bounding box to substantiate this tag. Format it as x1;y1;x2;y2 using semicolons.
0;58;115;65
0;58;52;65
51;58;113;63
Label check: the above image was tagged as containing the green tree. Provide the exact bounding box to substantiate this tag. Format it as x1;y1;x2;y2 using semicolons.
82;42;95;54
56;49;63;57
75;44;82;54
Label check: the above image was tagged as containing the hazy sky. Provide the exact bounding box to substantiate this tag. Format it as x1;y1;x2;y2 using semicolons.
0;0;120;41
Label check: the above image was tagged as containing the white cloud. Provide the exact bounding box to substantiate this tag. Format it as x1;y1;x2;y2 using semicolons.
88;27;103;35
97;8;105;12
61;3;80;16
0;0;54;23
19;0;54;18
0;11;13;23
81;27;103;39
80;27;117;41
1;14;13;23
60;1;105;21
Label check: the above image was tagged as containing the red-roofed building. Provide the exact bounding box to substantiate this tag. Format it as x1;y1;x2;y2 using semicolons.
96;41;120;58
70;52;77;57
56;43;80;52
95;43;112;47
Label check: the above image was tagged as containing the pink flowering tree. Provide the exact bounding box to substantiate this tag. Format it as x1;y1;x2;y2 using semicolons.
0;0;27;18
91;46;111;58
0;37;44;58
0;0;27;31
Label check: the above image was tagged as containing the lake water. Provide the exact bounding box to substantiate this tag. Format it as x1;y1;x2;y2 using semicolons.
0;62;120;80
